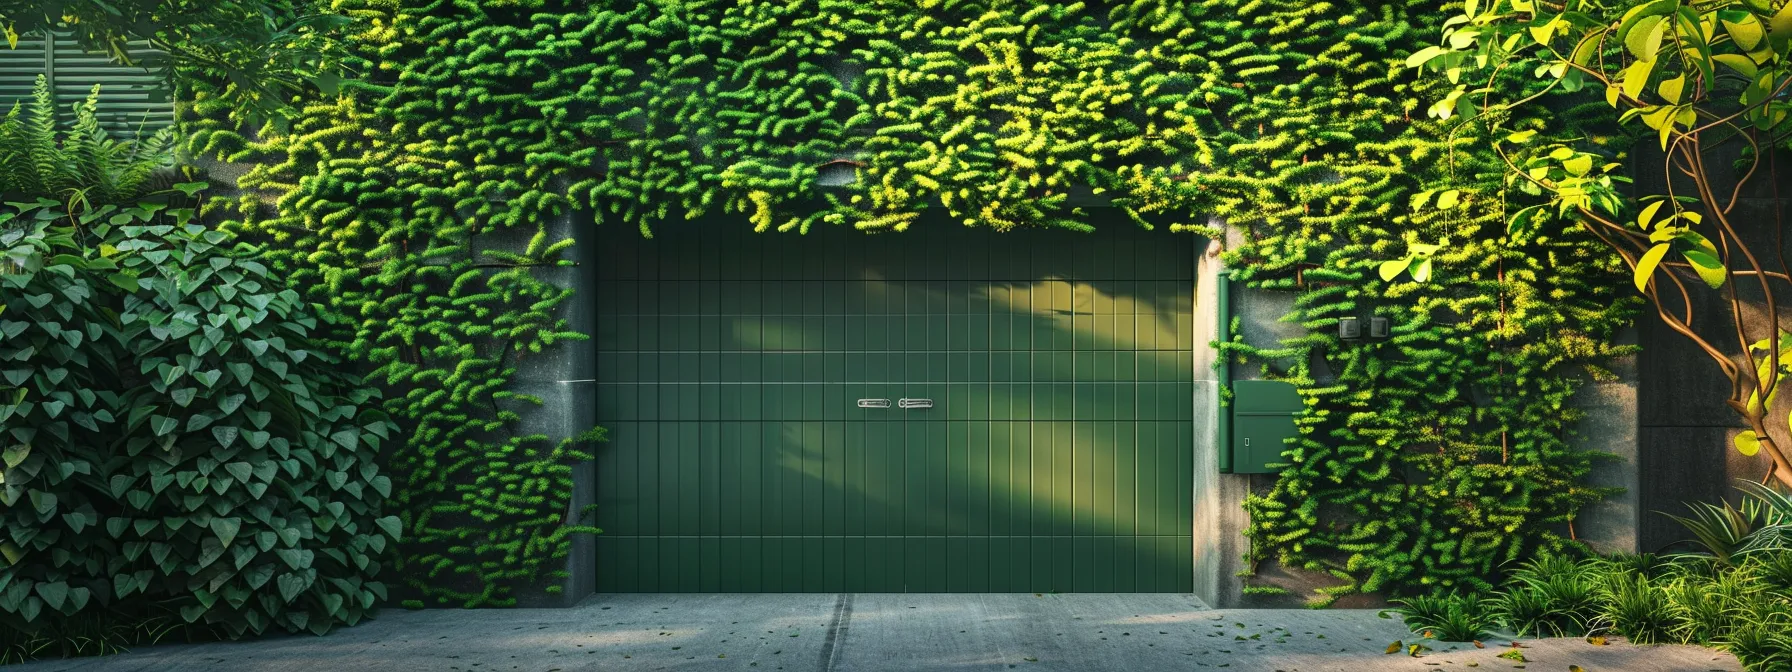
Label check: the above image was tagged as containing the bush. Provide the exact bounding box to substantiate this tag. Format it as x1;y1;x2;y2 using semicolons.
0;78;399;660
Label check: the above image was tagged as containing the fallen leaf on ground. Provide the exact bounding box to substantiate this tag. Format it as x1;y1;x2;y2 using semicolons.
1587;635;1606;645
1387;641;1403;654
1474;640;1486;649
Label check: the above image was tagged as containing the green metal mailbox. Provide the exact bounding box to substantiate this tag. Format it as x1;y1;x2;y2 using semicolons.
1229;380;1303;474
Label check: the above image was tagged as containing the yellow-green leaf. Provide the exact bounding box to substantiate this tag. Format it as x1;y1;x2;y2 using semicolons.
1638;200;1666;228
1634;243;1670;292
1772;0;1792;39
1571;32;1602;67
1735;430;1761;456
1506;129;1538;143
1529;19;1559;46
1606;84;1623;107
1405;45;1449;69
1436;190;1461;209
1659;74;1686;104
1623;58;1656;101
1714;53;1759;79
1411;258;1433;283
1724;14;1766;51
1626;15;1667;61
1379;258;1412;282
1563;154;1593;176
1683;249;1727;288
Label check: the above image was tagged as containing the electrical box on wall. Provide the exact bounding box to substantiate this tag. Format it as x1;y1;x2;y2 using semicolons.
1230;380;1303;474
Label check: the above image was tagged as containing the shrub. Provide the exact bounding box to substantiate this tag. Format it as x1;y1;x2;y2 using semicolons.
1488;553;1600;638
0;79;399;657
1391;593;1494;642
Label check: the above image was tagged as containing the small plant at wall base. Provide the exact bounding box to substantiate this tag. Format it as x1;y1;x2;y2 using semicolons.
0;81;399;662
1410;0;1792;489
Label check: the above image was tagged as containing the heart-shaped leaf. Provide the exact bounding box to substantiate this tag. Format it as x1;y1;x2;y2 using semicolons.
148;415;178;437
374;516;402;541
223;461;251;482
3;445;28;469
217;394;245;415
210;517;242;548
35;581;69;611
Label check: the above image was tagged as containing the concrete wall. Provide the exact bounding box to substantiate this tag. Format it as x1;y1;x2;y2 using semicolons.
1190;236;1247;608
504;211;601;607
1576;331;1641;556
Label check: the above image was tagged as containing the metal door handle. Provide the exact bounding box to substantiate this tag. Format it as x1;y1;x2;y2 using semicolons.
897;398;933;409
857;398;892;408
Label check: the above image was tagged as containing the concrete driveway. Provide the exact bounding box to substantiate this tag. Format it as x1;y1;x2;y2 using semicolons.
14;594;1740;672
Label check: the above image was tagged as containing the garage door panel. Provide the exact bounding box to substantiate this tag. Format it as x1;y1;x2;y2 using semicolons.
595;224;1196;593
965;422;993;536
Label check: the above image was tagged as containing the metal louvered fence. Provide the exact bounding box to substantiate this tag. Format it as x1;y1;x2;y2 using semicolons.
0;33;175;138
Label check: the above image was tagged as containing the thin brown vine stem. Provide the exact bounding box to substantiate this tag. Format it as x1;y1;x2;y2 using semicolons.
1684;147;1792;488
1689;142;1780;408
1719;123;1762;218
1577;207;1737;377
1773;144;1791;295
1686;73;1792;137
1742;415;1792;489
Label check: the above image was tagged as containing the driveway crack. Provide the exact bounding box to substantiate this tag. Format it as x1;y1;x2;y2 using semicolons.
818;593;854;670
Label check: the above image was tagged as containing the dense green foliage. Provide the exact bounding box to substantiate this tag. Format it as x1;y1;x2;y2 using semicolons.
177;0;1638;603
0;87;398;653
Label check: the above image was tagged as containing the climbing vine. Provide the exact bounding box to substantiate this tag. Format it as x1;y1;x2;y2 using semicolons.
175;0;1641;604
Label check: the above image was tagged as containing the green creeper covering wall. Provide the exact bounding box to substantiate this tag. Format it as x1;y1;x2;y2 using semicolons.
181;0;1638;604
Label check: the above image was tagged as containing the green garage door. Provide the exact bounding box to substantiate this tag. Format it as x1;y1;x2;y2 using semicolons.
592;223;1195;592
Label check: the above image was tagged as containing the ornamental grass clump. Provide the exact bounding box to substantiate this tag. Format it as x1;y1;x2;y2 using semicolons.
1397;483;1792;671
